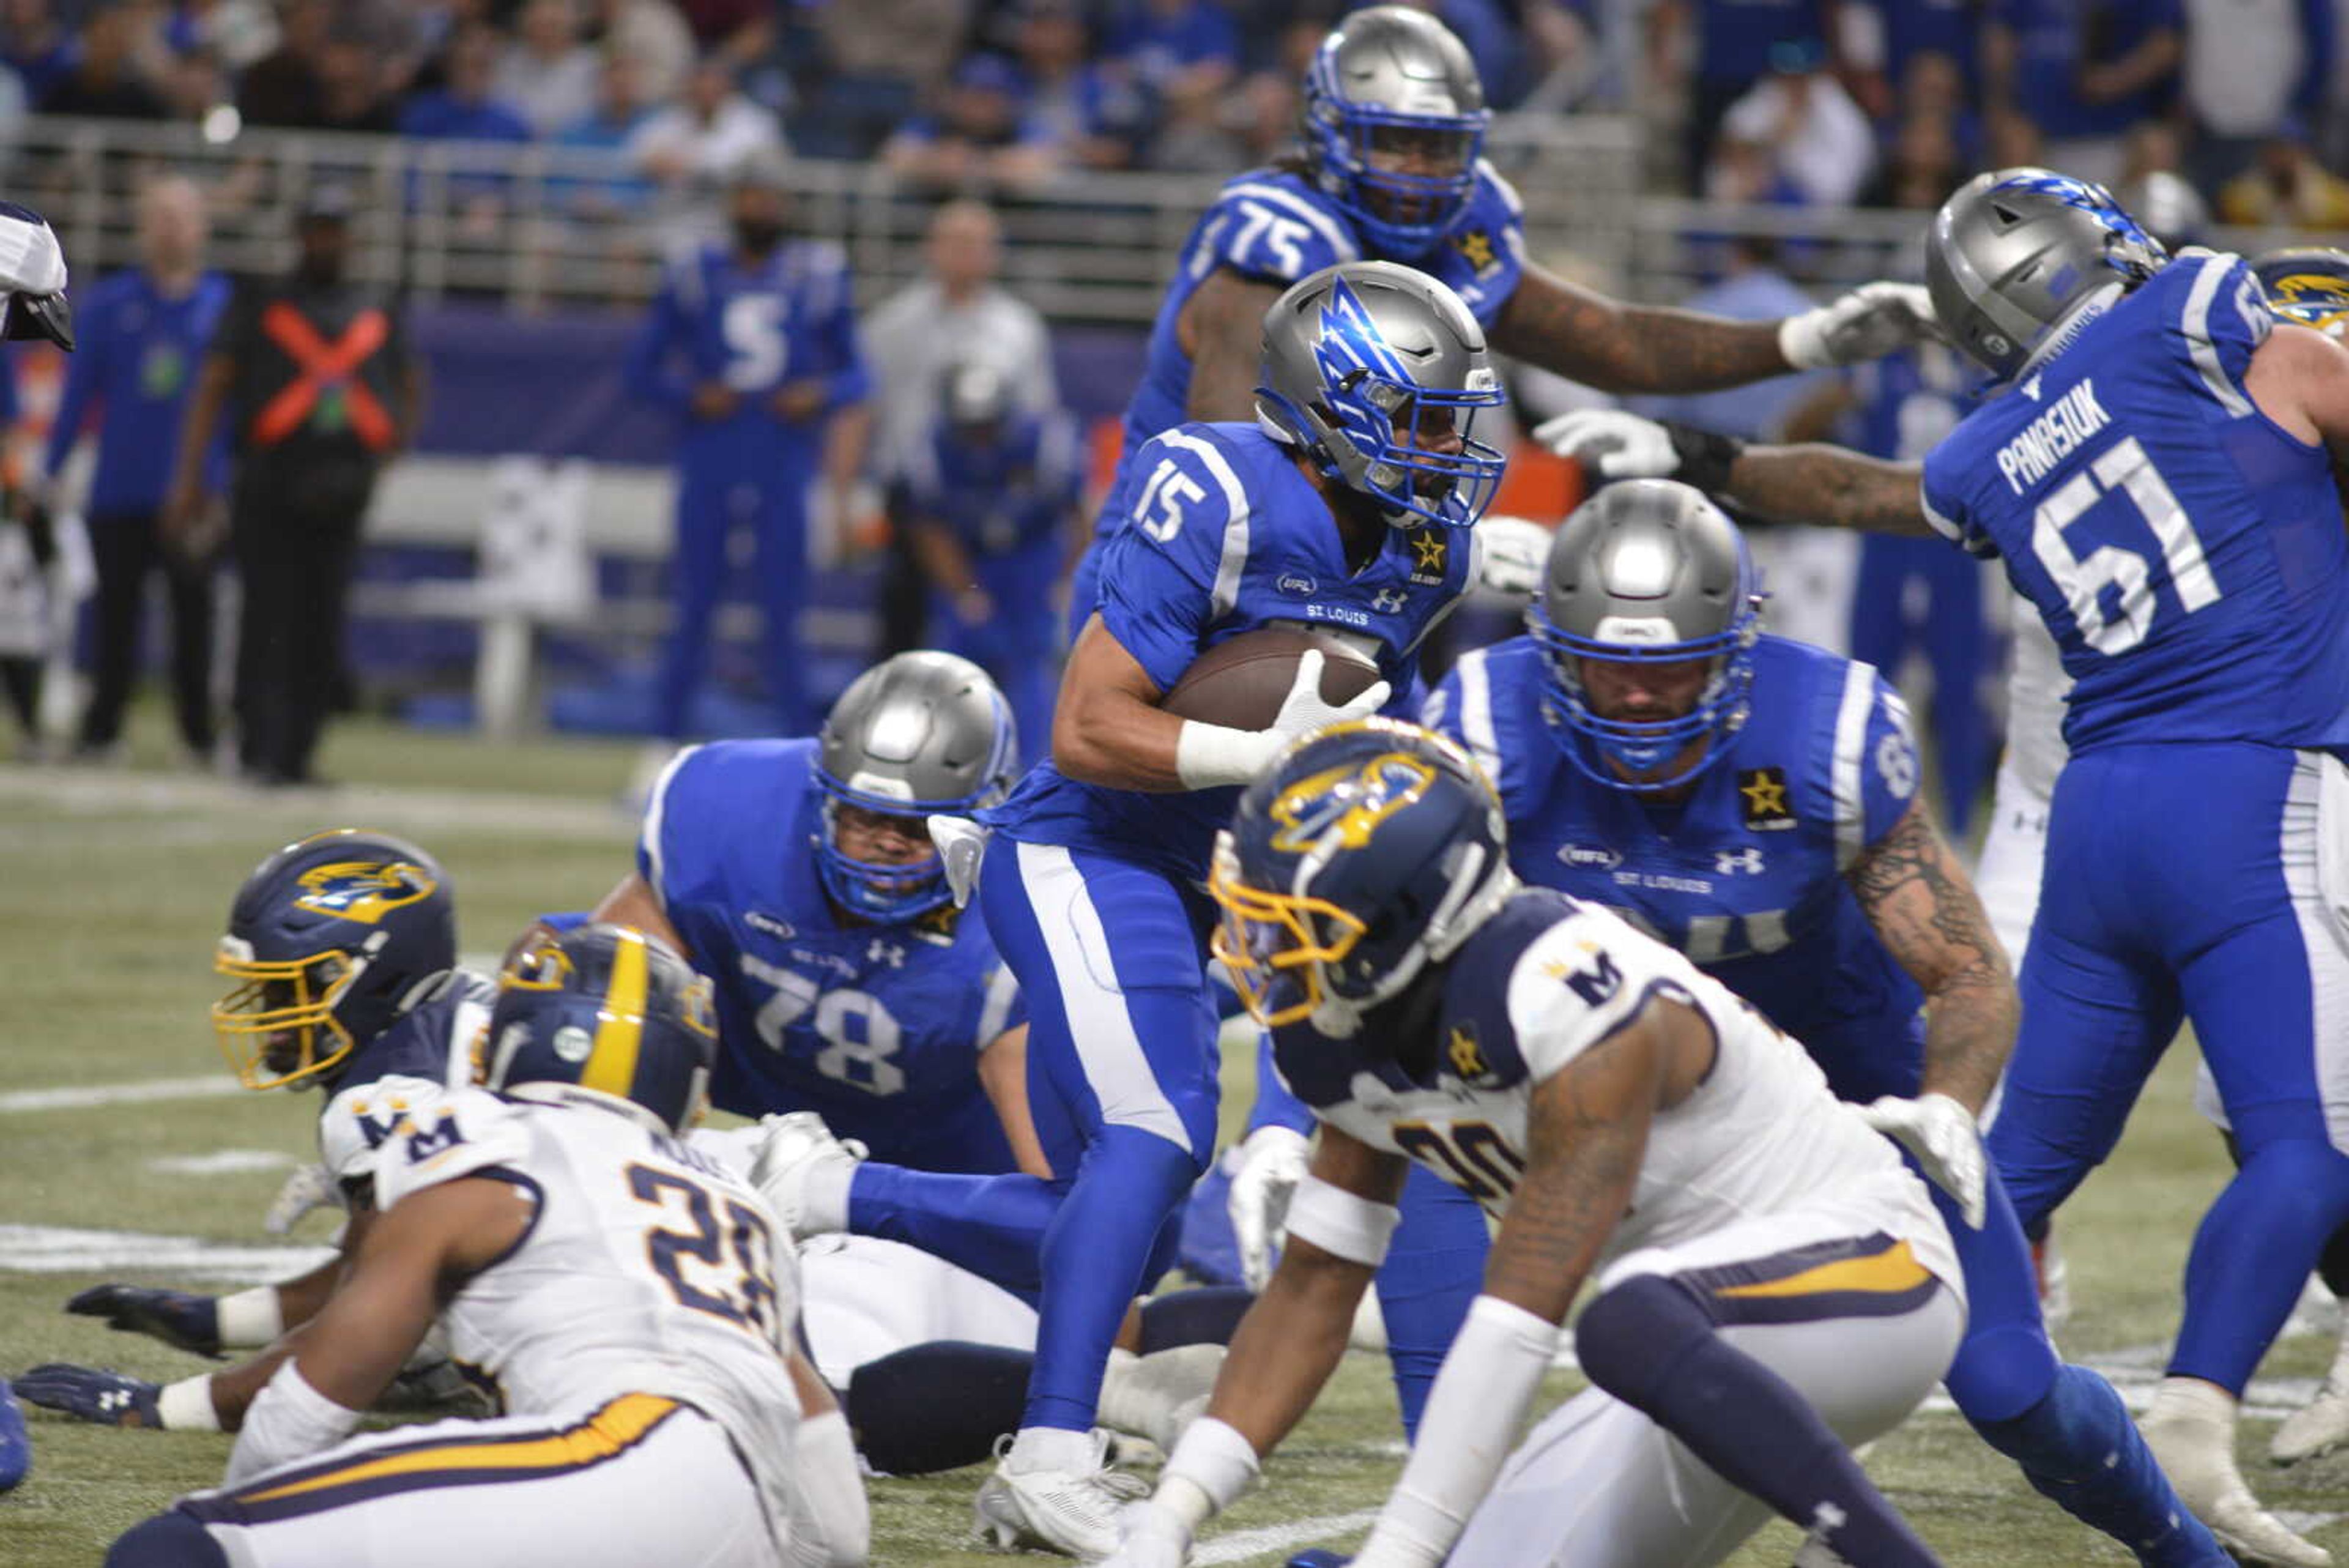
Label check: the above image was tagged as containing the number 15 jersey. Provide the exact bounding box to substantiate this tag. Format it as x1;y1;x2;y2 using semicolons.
1920;251;2349;756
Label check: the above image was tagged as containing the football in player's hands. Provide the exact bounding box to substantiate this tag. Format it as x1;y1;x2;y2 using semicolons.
1162;630;1385;732
17;1363;163;1427
65;1284;223;1358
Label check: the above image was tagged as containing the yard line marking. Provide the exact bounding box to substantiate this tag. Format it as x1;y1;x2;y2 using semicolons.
1195;1510;1379;1566
0;764;633;840
0;1223;335;1284
0;1075;243;1114
146;1150;300;1176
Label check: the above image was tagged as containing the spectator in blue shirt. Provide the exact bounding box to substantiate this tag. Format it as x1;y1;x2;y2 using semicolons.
397;23;533;144
554;50;659;218
1984;0;2183;187
40;176;231;764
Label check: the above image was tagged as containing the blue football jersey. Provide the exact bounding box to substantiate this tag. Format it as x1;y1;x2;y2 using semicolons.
1427;633;1929;1102
1119;162;1526;464
1844;342;1975;462
984;420;1475;882
625;239;869;450
1921;251;2349;757
640;739;1027;1174
902;410;1084;559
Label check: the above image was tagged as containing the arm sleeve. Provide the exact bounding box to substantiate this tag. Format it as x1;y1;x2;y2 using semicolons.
1092;434;1227;690
1197;183;1356;286
1917;455;1997;559
371;1090;535;1214
1854;674;1921;849
633;743;706;910
41;305;99;479
622;272;694;413
1510;913;1699;1085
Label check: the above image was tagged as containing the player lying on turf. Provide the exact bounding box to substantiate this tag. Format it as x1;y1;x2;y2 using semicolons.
1537;168;2349;1568
1110;720;1965;1568
24;829;495;1433
102;922;867;1568
1417;480;2226;1567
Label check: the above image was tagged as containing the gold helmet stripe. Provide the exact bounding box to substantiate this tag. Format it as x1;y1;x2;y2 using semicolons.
580;929;650;1101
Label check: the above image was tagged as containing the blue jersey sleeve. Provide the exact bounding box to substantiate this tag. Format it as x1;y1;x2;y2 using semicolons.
800;243;870;413
1195;179;1358;287
1852;673;1922;852
1247;1031;1315;1136
2175;251;2272;398
623;259;698;415
637;744;720;910
1093;430;1236;691
42;285;103;478
1918;448;1997;558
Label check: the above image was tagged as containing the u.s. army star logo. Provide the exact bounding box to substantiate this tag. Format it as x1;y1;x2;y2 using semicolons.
1447;1023;1488;1081
1408;528;1448;584
1453;228;1497;275
1737;767;1795;831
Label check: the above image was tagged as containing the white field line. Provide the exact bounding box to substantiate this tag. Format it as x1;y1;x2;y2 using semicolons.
1194;1509;1379;1566
145;1150;299;1176
0;1222;335;1283
0;763;632;839
0;1074;243;1114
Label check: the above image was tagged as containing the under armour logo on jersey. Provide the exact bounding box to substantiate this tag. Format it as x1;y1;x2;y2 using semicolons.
2021;373;2044;402
1715;847;1765;876
867;939;905;968
1371;587;1409;614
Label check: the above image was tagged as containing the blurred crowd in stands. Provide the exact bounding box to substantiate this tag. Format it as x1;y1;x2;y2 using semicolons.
0;0;2345;232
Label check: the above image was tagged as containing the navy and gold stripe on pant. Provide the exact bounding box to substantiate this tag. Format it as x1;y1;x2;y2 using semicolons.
1678;1232;1941;1328
182;1394;682;1527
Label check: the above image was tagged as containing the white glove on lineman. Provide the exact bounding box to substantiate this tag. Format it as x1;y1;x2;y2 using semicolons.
926;814;992;908
1471;515;1551;601
1531;409;1680;482
262;1163;343;1236
1174;649;1393;791
1857;1091;1986;1229
1228;1124;1312;1291
1779;280;1942;371
1098;1499;1194;1568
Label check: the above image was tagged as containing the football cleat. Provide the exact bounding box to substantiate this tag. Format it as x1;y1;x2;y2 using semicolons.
2274;1320;2349;1465
749;1111;866;1237
2142;1384;2332;1567
974;1430;1148;1559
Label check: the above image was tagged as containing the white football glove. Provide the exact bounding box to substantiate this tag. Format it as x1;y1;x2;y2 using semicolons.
1174;648;1394;789
926;814;992;908
262;1162;342;1236
1779;280;1942;371
1531;409;1680;482
1269;648;1391;743
1857;1091;1986;1229
1228;1124;1311;1291
1472;515;1551;601
1098;1499;1194;1568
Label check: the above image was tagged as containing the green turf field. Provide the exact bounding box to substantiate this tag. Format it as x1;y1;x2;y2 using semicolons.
3;710;2346;1566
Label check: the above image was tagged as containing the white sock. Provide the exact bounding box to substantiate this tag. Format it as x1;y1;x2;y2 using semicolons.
801;1158;856;1235
2148;1375;2239;1433
1006;1425;1095;1474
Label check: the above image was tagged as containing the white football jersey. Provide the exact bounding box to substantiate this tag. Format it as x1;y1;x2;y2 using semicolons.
2003;596;2072;801
316;970;496;1187
373;1088;806;1533
1305;899;1961;1296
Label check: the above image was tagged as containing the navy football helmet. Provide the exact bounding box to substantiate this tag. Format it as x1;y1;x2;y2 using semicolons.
1300;6;1490;259
479;924;718;1135
1211;719;1513;1038
1529;479;1764;794
213;830;456;1090
2255;247;2349;335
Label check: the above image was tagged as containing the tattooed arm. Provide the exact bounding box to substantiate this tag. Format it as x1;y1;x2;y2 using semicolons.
1493;263;1791;396
1846;800;2017;1115
1720;444;1941;537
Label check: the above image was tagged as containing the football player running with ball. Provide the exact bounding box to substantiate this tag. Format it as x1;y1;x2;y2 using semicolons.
1112;721;1964;1568
103;923;867;1568
759;261;1513;1556
1540;168;2349;1567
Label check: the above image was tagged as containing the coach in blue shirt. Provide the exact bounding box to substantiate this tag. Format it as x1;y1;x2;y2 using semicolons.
43;176;229;763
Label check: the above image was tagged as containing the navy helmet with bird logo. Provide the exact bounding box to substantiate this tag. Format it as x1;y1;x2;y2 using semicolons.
213;829;457;1090
478;923;719;1135
2255;246;2349;336
1211;718;1514;1037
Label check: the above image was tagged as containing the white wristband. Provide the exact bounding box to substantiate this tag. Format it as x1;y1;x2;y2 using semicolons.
227;1361;363;1486
1778;308;1830;371
1284;1173;1404;1270
1159;1415;1261;1525
217;1285;286;1348
157;1375;221;1432
1175;719;1280;791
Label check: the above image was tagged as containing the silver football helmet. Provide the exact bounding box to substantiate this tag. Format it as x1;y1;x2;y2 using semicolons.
1926;168;2167;384
1528;478;1764;794
1255;260;1505;530
1301;5;1490;258
814;651;1017;920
